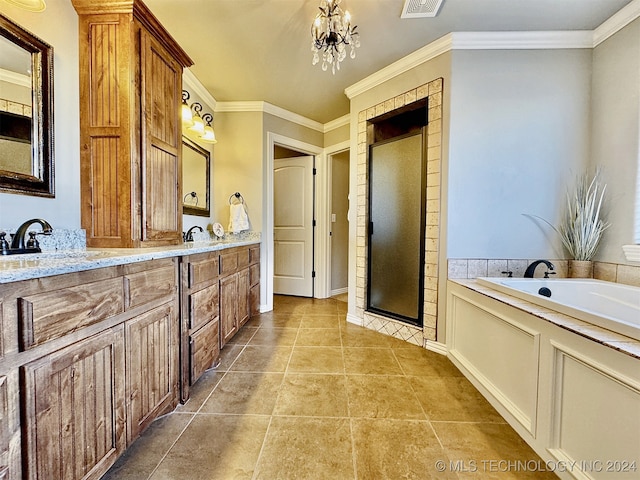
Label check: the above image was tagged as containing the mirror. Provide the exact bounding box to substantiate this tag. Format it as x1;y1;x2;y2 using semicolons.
182;136;210;217
0;13;54;197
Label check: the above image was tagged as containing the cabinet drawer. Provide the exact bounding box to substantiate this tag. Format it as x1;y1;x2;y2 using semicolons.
219;251;238;276
190;320;219;384
249;264;260;287
188;255;219;288
18;277;124;350
249;245;260;265
125;265;176;310
189;284;219;331
237;247;250;269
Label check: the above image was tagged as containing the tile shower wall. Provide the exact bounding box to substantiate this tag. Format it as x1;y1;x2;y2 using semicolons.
356;78;444;347
448;258;640;287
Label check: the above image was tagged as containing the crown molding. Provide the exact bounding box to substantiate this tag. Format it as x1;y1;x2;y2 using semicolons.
345;33;452;100
323;114;350;133
216;101;325;133
593;0;640;46
345;30;596;99
450;31;593;50
183;69;217;111
0;68;30;88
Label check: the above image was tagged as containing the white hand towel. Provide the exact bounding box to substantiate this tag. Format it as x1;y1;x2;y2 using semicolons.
228;203;250;233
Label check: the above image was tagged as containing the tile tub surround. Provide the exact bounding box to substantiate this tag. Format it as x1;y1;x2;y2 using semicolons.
356;78;444;346
102;295;554;480
0;231;261;283
448;258;640;287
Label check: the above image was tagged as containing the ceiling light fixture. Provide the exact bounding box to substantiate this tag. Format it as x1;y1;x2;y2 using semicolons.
311;0;360;74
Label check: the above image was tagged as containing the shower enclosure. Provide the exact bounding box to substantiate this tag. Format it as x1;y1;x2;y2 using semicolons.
367;102;427;326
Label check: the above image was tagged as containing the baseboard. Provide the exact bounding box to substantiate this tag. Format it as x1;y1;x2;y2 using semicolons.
331;287;348;296
346;313;361;325
424;339;447;355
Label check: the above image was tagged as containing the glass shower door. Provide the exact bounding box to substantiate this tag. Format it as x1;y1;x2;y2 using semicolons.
367;131;425;325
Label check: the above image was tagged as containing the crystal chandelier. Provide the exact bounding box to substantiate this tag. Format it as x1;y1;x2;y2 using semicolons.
311;0;360;74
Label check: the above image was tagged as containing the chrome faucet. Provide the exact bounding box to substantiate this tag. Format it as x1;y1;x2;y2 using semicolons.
524;259;555;278
183;225;203;242
1;218;53;255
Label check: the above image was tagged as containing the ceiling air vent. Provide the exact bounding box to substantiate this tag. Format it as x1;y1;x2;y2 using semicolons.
401;0;444;18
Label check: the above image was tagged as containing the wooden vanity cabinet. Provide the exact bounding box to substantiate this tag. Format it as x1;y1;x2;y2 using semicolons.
219;245;259;348
179;251;220;402
0;258;179;480
72;0;193;248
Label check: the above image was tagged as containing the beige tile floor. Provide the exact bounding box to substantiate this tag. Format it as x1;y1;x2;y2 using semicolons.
103;295;556;480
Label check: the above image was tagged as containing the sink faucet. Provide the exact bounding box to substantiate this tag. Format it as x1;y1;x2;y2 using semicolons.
2;218;53;255
524;259;555;278
183;225;203;242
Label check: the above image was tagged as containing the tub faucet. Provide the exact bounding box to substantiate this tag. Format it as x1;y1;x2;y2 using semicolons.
183;225;203;242
6;218;53;254
524;259;555;278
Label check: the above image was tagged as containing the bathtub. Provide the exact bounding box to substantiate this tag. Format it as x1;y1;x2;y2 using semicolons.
476;277;640;342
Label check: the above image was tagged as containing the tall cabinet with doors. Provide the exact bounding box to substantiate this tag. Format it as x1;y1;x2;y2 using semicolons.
72;0;193;248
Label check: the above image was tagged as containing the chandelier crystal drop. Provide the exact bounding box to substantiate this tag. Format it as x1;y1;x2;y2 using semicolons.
311;0;360;74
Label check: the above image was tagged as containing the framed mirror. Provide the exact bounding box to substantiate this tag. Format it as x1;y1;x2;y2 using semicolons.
0;13;54;197
182;136;210;217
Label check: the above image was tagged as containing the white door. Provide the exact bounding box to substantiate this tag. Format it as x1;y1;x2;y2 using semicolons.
274;156;314;297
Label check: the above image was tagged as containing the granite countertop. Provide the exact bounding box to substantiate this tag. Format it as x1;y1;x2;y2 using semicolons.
450;278;640;360
0;233;261;284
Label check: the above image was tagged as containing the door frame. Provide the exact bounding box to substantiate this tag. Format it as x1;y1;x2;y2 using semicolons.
324;140;350;298
265;133;324;312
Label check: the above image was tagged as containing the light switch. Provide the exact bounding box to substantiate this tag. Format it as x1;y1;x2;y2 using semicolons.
331;213;336;222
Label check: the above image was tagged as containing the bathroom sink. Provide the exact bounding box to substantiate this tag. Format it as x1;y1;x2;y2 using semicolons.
0;250;113;261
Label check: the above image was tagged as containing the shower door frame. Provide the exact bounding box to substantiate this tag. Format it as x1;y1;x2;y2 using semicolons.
366;128;428;327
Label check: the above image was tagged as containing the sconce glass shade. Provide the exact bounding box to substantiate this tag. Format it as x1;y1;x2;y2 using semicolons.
188;115;205;135
201;125;217;143
188;102;205;135
200;113;217;143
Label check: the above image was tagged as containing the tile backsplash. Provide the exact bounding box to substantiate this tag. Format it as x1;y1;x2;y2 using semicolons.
448;258;640;288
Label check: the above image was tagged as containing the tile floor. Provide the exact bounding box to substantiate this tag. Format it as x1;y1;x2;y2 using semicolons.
102;295;556;479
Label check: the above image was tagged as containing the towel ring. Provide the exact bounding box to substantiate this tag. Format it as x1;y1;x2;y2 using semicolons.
229;192;245;204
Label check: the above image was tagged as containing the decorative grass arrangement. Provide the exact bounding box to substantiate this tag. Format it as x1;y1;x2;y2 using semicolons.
537;171;610;261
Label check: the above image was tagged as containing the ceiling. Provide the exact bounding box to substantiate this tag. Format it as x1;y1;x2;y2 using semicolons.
144;0;634;124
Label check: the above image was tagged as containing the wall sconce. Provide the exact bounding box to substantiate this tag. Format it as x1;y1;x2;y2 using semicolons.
188;102;205;135
181;90;193;126
200;113;217;144
182;90;218;144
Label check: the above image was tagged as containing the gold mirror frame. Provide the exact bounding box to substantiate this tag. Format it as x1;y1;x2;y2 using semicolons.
0;13;54;197
182;136;210;217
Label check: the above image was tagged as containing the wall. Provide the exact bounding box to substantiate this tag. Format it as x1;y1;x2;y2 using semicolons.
447;48;593;260
590;18;640;263
324;122;349;147
0;0;79;230
212;111;263;232
330;150;349;292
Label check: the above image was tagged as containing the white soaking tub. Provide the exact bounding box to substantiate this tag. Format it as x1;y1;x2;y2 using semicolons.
476;277;640;342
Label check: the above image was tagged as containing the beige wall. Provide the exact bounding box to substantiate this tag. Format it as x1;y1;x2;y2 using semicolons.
591;18;640;264
213;111;264;231
324;122;349;147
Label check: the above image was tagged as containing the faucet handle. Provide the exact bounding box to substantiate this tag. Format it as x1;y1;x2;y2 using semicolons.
501;270;513;278
543;271;557;279
0;232;9;254
26;231;40;249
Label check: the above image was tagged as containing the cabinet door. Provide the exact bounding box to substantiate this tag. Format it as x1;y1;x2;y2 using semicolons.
126;303;178;442
237;268;250;328
21;326;126;480
189;320;220;384
219;274;238;348
140;29;182;244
